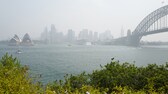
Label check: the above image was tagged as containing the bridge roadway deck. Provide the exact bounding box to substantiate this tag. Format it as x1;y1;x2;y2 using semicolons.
141;28;168;36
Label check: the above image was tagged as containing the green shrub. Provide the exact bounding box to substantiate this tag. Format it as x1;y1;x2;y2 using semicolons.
0;53;42;94
1;53;168;94
61;59;168;93
90;60;168;93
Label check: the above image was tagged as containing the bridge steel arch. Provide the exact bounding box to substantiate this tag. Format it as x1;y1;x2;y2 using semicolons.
128;5;168;46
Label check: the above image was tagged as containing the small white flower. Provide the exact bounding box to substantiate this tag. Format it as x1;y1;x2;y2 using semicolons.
86;91;90;94
52;91;56;94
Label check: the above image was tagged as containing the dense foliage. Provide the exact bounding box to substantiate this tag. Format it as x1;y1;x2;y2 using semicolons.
0;54;168;94
0;54;42;94
89;60;168;93
46;59;168;94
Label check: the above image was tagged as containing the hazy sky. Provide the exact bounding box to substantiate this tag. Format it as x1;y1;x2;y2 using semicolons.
0;0;168;41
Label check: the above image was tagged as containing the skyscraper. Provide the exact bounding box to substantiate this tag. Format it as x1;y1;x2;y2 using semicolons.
88;31;93;41
93;32;98;41
41;27;49;43
121;27;124;37
78;29;89;40
50;24;57;43
99;30;113;41
67;29;75;42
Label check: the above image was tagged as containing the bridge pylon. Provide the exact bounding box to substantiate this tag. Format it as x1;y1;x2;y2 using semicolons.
126;35;141;47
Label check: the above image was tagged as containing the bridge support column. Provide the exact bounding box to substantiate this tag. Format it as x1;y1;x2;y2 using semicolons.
126;36;141;47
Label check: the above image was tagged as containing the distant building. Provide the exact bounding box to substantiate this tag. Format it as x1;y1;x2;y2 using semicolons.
56;32;64;42
67;29;75;42
9;34;21;46
99;30;113;41
21;33;33;46
9;33;33;46
49;24;57;43
41;24;67;44
78;29;89;40
93;32;98;41
41;27;49;43
127;29;131;36
88;31;93;41
121;27;124;37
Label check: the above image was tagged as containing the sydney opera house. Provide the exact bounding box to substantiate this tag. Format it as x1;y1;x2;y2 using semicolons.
9;33;33;46
9;34;21;46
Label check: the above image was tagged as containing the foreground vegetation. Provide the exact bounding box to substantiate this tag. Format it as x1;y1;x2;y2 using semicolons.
0;54;168;94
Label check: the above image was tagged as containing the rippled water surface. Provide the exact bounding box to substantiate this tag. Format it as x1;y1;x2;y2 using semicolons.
0;44;168;83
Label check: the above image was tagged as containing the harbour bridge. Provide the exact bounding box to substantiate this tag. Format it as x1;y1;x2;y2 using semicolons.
114;5;168;46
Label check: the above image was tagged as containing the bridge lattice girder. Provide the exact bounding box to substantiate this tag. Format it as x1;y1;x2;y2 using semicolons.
133;5;168;36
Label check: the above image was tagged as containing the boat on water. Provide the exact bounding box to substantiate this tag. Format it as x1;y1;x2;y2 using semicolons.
85;42;92;46
16;50;22;54
68;44;72;46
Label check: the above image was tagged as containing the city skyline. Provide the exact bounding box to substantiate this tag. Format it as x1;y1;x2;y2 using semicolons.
0;0;168;41
40;24;112;44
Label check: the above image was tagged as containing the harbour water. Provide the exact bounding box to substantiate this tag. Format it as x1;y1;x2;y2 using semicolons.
0;44;168;83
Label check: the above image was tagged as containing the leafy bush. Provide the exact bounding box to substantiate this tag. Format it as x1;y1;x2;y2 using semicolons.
90;60;168;93
0;53;42;94
0;53;168;94
53;59;168;93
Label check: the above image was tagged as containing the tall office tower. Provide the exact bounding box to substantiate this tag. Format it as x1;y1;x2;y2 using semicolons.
78;29;89;40
99;30;113;41
88;31;93;41
50;24;57;43
41;27;49;43
121;27;124;37
93;32;98;41
67;29;75;42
